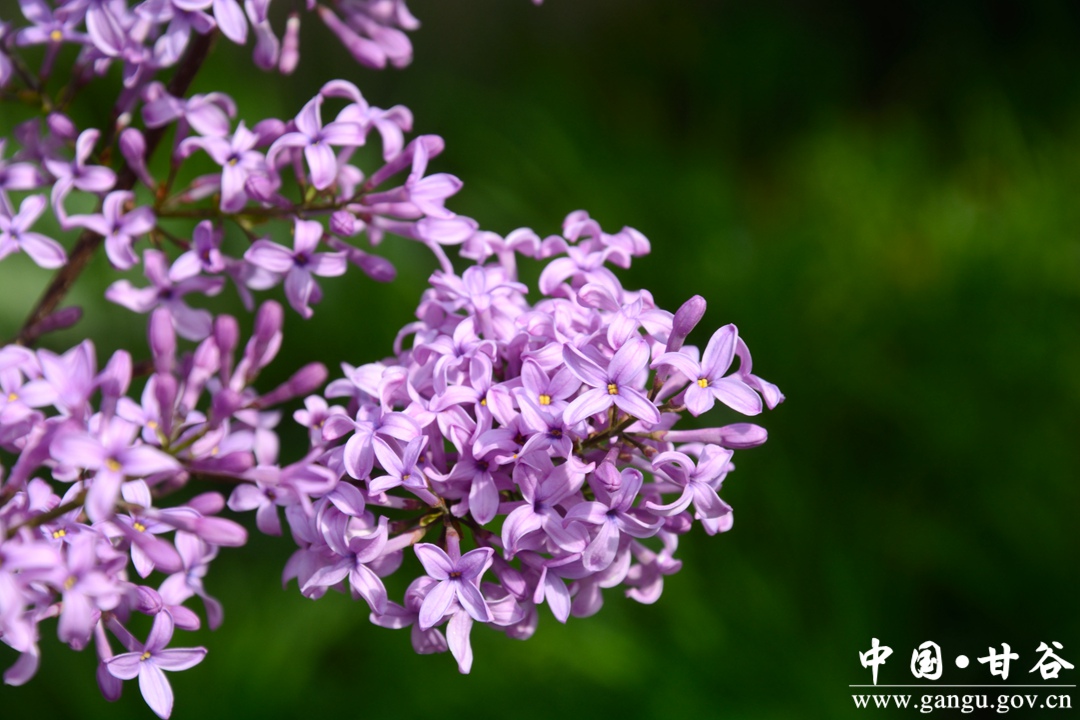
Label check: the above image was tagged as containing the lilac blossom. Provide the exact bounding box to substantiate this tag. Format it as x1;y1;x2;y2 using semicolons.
653;324;763;416
243;219;347;318
0;194;66;268
105;613;207;719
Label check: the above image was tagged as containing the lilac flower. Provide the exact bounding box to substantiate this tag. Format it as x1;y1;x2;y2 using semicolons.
44;129;116;219
267;96;364;190
178;122;267;212
105;613;207;719
50;417;181;521
414;542;494;628
562;338;660;426
105;249;224;340
565;464;662;571
0;194;66;268
652;324;763;416
244;219;347;318
69;190;155;269
648;447;734;534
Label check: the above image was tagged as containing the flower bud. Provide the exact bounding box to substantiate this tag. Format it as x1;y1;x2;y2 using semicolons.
666;295;706;353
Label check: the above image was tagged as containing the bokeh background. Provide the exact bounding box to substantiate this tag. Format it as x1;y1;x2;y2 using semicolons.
2;0;1079;717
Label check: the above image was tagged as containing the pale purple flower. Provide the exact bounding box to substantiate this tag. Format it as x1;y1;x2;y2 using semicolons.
562;338;660;426
652;324;763;416
178;121;266;212
0;194;66;268
413;542;494;628
105;249;224;340
45;129;116;219
69;190;155;269
267;95;364;190
243;219;346;318
105;612;207;719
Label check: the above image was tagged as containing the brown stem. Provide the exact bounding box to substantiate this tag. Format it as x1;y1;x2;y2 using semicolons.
13;32;217;347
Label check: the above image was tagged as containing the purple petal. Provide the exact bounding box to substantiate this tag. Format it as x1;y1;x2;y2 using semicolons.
304;142;337;190
417;579;455;629
683;383;716;416
283;268;316;318
453;581;492;624
138;662;174;719
611;388;661;426
561;344;606;388
105;652;142;680
153;647;207;672
212;0;247;43
563;388;612;426
413;543;453;580
711;377;763;416
608;337;650;385
244;240;294;273
446;611;474;673
454;547;494;580
19;232;67;268
701;324;737;378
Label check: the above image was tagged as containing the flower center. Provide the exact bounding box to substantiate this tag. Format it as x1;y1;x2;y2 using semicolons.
50;29;63;42
133;522;147;533
697;378;710;388
7;392;17;402
52;528;66;539
64;575;77;590
607;383;619;395
140;651;152;661
449;571;462;579
538;394;551;405
106;459;122;473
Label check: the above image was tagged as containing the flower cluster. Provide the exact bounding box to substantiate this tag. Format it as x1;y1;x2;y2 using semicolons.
263;210;784;672
0;0;782;717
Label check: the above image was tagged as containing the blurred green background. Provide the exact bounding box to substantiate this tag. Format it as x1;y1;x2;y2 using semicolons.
2;0;1080;717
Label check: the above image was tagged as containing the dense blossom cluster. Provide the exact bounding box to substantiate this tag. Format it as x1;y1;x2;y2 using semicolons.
0;0;781;717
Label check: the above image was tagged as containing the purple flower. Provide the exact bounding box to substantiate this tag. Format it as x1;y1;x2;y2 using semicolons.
413;542;494;628
44;129;116;220
179;122;267;212
562;338;660;426
652;324;762;416
647;447;734;535
51;417;181;521
267;95;364;190
105;612;207;719
69;190;155;269
0;194;66;268
243;219;347;318
105;249;224;340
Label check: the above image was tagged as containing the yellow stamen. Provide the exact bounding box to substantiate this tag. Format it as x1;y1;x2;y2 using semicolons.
64;575;76;590
480;398;487;406
52;528;66;539
697;378;710;388
50;29;63;42
106;459;122;472
210;446;219;456
140;651;152;661
147;420;158;430
607;383;619;395
538;394;551;406
402;473;410;482
7;392;17;402
133;522;147;533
